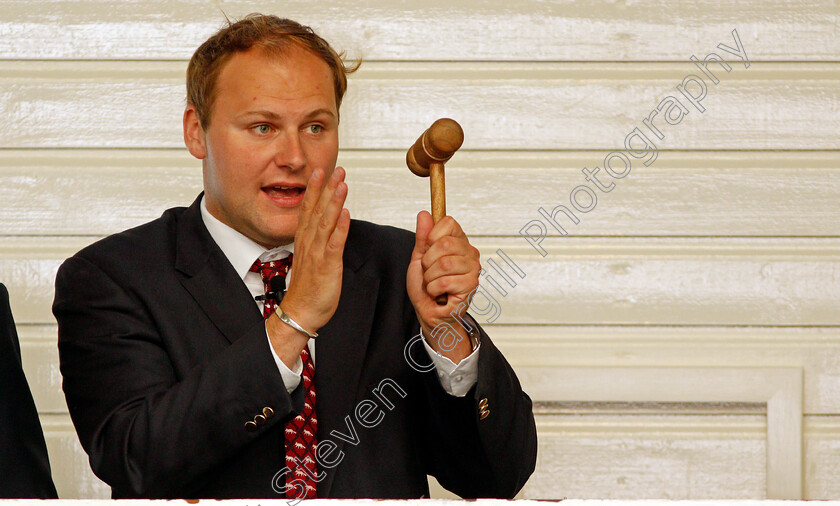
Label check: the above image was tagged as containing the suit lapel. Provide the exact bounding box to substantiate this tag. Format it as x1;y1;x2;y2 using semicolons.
175;198;381;494
315;224;379;496
174;195;264;344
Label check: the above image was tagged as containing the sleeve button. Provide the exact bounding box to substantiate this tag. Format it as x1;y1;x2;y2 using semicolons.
245;420;258;432
263;407;274;419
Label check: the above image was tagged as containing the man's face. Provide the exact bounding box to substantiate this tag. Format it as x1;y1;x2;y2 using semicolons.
186;45;340;248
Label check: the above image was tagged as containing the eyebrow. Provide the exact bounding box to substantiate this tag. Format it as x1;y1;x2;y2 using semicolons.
239;109;336;121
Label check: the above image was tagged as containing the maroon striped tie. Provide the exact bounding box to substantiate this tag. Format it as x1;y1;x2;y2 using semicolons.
250;254;318;499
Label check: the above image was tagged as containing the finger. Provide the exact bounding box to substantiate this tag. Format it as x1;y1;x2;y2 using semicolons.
314;180;348;247
420;235;477;272
297;168;326;232
312;166;344;219
327;208;351;257
424;272;480;300
304;167;345;241
427;216;465;244
413;211;434;258
423;254;480;286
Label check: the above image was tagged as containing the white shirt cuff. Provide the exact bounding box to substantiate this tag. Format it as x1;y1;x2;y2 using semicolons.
421;328;480;397
265;325;303;393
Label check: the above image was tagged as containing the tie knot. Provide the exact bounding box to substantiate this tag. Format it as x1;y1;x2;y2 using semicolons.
249;253;293;285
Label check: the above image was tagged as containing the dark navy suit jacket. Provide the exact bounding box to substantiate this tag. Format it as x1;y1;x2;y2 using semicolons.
53;193;537;498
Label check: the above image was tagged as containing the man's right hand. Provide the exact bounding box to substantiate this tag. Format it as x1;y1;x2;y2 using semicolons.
267;166;350;364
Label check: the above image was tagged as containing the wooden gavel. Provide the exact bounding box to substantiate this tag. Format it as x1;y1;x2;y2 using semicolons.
406;118;464;305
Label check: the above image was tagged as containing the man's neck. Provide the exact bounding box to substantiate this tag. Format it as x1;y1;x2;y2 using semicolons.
199;195;294;279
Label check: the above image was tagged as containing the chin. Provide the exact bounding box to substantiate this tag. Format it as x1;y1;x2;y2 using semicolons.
260;226;297;247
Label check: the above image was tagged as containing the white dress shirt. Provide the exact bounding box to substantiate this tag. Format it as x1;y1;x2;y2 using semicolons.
199;196;479;397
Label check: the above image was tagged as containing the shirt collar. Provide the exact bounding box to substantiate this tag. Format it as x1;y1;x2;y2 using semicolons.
200;195;294;281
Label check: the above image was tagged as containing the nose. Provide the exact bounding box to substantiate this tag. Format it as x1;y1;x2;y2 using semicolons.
273;129;306;171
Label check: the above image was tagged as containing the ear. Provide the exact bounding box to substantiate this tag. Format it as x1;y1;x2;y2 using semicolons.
183;105;207;159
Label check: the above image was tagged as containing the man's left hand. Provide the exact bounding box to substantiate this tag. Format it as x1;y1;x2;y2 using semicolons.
406;211;481;363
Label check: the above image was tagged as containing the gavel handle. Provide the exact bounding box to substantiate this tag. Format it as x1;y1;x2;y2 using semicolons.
430;162;448;305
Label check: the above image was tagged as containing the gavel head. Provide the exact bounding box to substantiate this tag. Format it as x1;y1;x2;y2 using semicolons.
406;118;464;177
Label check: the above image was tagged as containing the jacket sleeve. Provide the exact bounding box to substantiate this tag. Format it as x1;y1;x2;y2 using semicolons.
0;284;59;499
412;315;538;499
53;255;300;498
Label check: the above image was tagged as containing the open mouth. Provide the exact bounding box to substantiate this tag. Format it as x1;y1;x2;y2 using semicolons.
261;184;306;208
263;186;305;199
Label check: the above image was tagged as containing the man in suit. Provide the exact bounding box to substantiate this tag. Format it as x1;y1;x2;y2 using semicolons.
1;283;59;498
53;14;537;499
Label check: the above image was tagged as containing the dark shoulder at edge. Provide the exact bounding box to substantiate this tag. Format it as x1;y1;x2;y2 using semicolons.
67;206;188;265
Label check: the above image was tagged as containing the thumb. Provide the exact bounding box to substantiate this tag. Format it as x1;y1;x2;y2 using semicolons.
413;210;433;257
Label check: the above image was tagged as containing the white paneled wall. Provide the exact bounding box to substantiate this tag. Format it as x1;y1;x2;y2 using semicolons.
1;0;838;500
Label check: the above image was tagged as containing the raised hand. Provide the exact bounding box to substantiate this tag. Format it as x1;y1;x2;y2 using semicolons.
406;211;481;362
269;166;350;353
